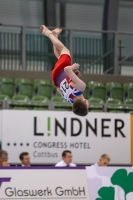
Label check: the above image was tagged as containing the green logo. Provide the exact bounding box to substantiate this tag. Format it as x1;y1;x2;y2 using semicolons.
96;169;133;200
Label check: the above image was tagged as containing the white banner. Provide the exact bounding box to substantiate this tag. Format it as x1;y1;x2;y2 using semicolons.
1;166;133;200
1;110;131;164
86;166;133;200
0;167;89;199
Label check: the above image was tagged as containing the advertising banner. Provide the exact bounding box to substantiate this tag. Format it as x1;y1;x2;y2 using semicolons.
0;166;133;200
1;111;131;164
0;167;89;199
86;166;133;200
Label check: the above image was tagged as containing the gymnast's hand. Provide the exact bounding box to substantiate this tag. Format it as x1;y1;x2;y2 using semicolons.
71;63;80;71
74;70;81;77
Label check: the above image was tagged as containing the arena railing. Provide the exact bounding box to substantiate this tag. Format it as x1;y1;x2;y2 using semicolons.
0;24;133;75
0;100;133;113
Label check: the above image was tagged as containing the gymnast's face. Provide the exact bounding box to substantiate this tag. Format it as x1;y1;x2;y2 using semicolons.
84;99;89;108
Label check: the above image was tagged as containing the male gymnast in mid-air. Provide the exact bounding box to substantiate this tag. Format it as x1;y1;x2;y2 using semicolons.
40;25;89;116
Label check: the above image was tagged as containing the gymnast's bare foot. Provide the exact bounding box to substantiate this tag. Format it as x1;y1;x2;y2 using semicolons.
40;25;49;35
52;28;62;38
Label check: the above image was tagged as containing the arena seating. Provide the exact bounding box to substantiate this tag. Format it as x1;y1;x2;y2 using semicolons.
0;77;133;112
